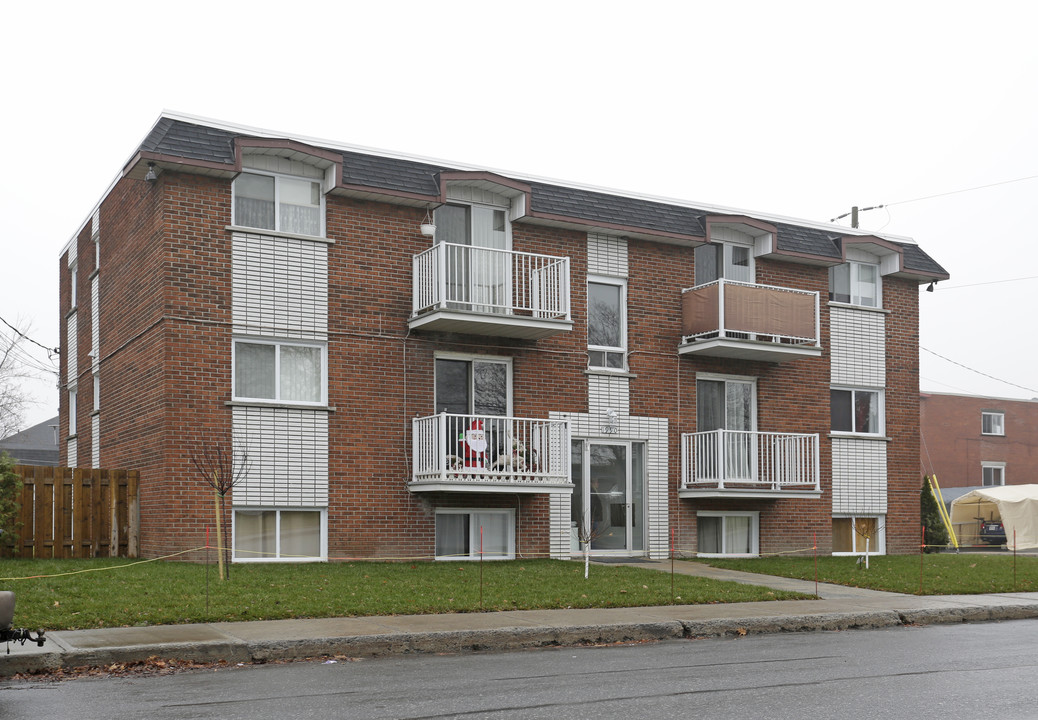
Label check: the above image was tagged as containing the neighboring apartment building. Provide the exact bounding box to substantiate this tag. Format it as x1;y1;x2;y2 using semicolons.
58;112;947;562
920;392;1038;489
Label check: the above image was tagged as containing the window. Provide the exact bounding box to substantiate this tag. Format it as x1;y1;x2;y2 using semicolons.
831;388;883;435
234;509;325;561
697;511;759;556
982;462;1005;486
435;509;514;560
70;261;78;308
982;411;1005;436
233;171;324;237
694;242;753;285
833;515;884;554
234;340;325;404
829;261;880;307
435;356;509;416
588;277;626;370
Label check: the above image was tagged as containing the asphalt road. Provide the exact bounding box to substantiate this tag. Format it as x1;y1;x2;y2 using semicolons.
3;620;1038;719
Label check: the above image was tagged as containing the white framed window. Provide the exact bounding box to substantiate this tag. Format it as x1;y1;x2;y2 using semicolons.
233;171;324;237
982;411;1005;436
233;508;326;562
829;261;880;307
982;462;1006;487
70;261;78;309
587;276;627;370
696;511;759;557
833;515;885;555
831;387;883;435
233;339;326;405
434;354;511;417
92;374;100;412
435;508;515;560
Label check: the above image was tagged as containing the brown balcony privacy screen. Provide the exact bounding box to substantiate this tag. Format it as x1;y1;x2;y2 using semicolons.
682;282;816;341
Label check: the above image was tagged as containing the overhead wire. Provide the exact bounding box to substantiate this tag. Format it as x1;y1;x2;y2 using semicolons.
921;347;1038;395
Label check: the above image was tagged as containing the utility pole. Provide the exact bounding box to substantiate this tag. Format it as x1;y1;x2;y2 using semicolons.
831;204;884;229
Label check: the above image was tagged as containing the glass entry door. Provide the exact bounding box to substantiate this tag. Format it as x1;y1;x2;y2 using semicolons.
571;441;645;554
435;203;509;312
697;378;755;481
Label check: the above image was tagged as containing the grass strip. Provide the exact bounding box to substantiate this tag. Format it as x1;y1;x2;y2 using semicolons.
0;558;807;630
700;553;1038;595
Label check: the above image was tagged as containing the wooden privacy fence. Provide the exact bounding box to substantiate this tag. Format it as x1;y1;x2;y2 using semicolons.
9;466;139;559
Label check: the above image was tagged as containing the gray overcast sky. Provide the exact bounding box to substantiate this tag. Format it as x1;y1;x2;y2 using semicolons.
3;0;1037;430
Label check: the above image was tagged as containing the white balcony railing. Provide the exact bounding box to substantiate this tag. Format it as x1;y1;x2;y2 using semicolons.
411;413;571;491
681;429;820;492
412;243;570;320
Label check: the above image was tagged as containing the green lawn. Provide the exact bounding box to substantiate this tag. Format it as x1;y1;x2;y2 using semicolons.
700;553;1038;595
0;558;805;631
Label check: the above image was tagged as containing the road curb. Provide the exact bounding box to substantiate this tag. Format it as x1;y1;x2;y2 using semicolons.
4;604;1038;677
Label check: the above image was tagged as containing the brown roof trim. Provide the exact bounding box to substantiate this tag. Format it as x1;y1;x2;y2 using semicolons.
703;214;778;235
525;209;706;244
122;151;235;179
840;234;905;259
333;183;440;205
234;137;343;167
767;246;843;265
437;171;533;204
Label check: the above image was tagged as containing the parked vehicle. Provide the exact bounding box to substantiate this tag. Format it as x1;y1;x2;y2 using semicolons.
979;519;1006;546
0;591;46;646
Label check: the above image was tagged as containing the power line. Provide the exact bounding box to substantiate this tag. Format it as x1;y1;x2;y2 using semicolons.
932;275;1038;291
921;346;1038;395
831;172;1038;227
0;313;57;355
887;173;1038;208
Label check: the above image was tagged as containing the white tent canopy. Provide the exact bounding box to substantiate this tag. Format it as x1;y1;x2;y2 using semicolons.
950;484;1038;550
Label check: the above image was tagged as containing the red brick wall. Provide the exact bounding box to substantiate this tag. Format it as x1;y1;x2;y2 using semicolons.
921;392;1038;490
63;165;929;560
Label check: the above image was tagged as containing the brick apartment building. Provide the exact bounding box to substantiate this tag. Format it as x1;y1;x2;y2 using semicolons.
58;112;947;562
921;392;1038;490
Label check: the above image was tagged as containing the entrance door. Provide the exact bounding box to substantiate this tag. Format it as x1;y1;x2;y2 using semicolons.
697;378;755;481
571;441;645;554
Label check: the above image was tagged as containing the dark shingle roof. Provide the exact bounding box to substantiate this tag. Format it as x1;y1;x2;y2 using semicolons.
530;182;705;237
141;118;237;164
340;150;444;196
138;117;947;277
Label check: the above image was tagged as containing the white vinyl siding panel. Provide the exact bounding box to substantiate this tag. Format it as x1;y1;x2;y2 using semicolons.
66;313;77;384
91;275;99;370
830;306;885;387
552;411;669;559
588;373;630;416
91;414;100;468
232;406;329;507
232;232;328;340
587;234;628;277
67;437;77;466
832;437;888;514
549;492;572;559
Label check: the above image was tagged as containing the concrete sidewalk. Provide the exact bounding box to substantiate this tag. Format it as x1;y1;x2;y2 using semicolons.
4;561;1038;676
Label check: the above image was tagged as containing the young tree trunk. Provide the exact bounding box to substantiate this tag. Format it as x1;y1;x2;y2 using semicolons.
213;489;226;581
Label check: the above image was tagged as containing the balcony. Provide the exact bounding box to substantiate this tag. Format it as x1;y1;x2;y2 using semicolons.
411;243;572;339
679;279;822;362
410;413;572;493
680;429;821;499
